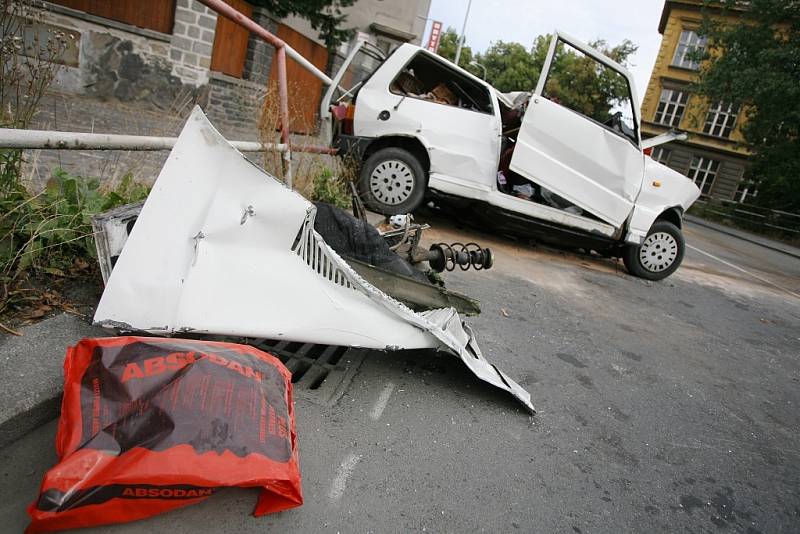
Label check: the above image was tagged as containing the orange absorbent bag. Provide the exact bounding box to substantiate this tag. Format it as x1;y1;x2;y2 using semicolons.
27;337;302;533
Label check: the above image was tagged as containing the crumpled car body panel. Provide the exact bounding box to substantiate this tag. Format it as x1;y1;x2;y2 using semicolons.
93;107;534;413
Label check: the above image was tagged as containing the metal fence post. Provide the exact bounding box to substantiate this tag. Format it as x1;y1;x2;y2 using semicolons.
275;45;292;188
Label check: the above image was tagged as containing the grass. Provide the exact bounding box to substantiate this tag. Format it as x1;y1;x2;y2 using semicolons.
0;166;150;322
257;82;355;208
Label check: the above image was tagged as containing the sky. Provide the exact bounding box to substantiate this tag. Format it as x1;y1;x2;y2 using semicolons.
422;0;666;105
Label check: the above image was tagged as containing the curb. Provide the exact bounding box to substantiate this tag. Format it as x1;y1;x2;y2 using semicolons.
684;215;800;261
0;313;108;449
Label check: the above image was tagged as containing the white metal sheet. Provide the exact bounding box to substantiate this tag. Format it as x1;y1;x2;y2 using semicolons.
93;107;534;413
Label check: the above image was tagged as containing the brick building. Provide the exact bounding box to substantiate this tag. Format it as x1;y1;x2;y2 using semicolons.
640;0;754;202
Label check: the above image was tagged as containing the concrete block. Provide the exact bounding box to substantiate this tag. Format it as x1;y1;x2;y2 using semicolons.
201;29;215;44
174;9;197;25
197;14;217;30
183;51;198;66
170;35;193;52
0;314;109;449
192;41;212;56
173;21;187;36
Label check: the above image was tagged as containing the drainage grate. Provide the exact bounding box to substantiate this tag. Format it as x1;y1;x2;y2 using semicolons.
250;339;368;406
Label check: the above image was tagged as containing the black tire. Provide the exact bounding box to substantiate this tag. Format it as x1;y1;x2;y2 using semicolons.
358;147;427;215
623;220;685;281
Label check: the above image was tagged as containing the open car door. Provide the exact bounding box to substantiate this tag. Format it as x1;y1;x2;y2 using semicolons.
319;39;386;143
509;31;644;228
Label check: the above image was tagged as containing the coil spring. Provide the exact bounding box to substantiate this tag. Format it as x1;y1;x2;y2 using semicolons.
430;242;492;272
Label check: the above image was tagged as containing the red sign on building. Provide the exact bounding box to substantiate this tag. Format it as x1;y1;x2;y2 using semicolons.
426;21;443;53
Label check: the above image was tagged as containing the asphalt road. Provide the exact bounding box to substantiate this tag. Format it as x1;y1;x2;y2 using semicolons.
2;218;799;533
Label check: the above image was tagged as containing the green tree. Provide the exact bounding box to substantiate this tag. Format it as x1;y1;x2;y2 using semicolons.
474;41;540;92
544;37;638;121
437;31;638;120
474;35;637;120
694;0;800;211
251;0;354;49
436;27;473;67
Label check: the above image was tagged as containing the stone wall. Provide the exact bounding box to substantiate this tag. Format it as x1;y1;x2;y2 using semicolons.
169;0;217;85
19;2;329;190
24;91;192;190
39;0;216;106
243;6;278;86
203;73;267;140
81;33;191;107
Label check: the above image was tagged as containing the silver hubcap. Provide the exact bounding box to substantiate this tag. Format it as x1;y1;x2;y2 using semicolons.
369;159;414;206
639;231;678;272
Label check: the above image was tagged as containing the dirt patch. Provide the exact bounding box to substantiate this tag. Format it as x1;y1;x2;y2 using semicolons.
0;268;103;333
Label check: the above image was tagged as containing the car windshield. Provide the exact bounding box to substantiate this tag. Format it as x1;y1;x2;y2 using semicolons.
330;42;387;104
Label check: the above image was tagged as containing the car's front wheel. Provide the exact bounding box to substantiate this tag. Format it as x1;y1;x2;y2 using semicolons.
358;147;426;215
622;220;685;281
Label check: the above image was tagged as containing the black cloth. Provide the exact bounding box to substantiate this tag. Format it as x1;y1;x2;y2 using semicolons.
313;202;429;283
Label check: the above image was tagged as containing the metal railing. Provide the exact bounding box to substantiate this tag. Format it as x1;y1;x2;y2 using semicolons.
0;0;340;188
692;198;800;238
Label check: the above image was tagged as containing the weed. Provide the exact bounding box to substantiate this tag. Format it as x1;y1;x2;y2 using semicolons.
312;167;351;209
257;81;358;208
0;169;150;280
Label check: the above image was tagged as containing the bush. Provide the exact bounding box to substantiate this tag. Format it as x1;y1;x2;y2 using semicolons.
312;167;352;210
0;169;150;279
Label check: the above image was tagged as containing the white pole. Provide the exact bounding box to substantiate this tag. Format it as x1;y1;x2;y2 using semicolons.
453;0;473;66
0;128;287;152
285;45;332;86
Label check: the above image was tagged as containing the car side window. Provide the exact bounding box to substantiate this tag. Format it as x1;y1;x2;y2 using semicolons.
542;39;638;145
389;52;493;115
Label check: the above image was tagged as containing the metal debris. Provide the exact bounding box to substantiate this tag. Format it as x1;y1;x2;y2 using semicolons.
93;107;534;413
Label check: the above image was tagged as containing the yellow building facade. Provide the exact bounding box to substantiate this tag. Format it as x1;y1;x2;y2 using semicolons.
641;0;754;201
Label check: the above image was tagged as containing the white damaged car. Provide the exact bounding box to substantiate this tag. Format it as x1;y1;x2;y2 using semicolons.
321;31;700;280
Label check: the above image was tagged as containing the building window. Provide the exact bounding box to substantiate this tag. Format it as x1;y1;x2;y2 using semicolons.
672;29;707;70
735;180;758;203
688;156;720;195
654;88;689;127
704;102;739;138
651;147;671;165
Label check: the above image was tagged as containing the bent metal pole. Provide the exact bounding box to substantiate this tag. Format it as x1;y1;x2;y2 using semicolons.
195;0;332;86
275;45;293;188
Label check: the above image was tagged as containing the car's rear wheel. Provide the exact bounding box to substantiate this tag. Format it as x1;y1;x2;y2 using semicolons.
358;147;426;215
623;220;685;281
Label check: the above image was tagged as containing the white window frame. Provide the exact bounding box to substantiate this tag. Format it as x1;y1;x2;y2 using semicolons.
704;101;739;138
651;146;671;165
688;156;720;195
735;180;758;203
654;88;689;127
672;29;707;70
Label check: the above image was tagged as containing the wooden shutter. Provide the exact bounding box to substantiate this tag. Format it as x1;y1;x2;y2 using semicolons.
268;24;329;134
209;0;252;78
50;0;176;35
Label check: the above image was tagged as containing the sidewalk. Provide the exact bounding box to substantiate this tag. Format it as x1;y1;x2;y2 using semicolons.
0;314;108;448
684;214;800;260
